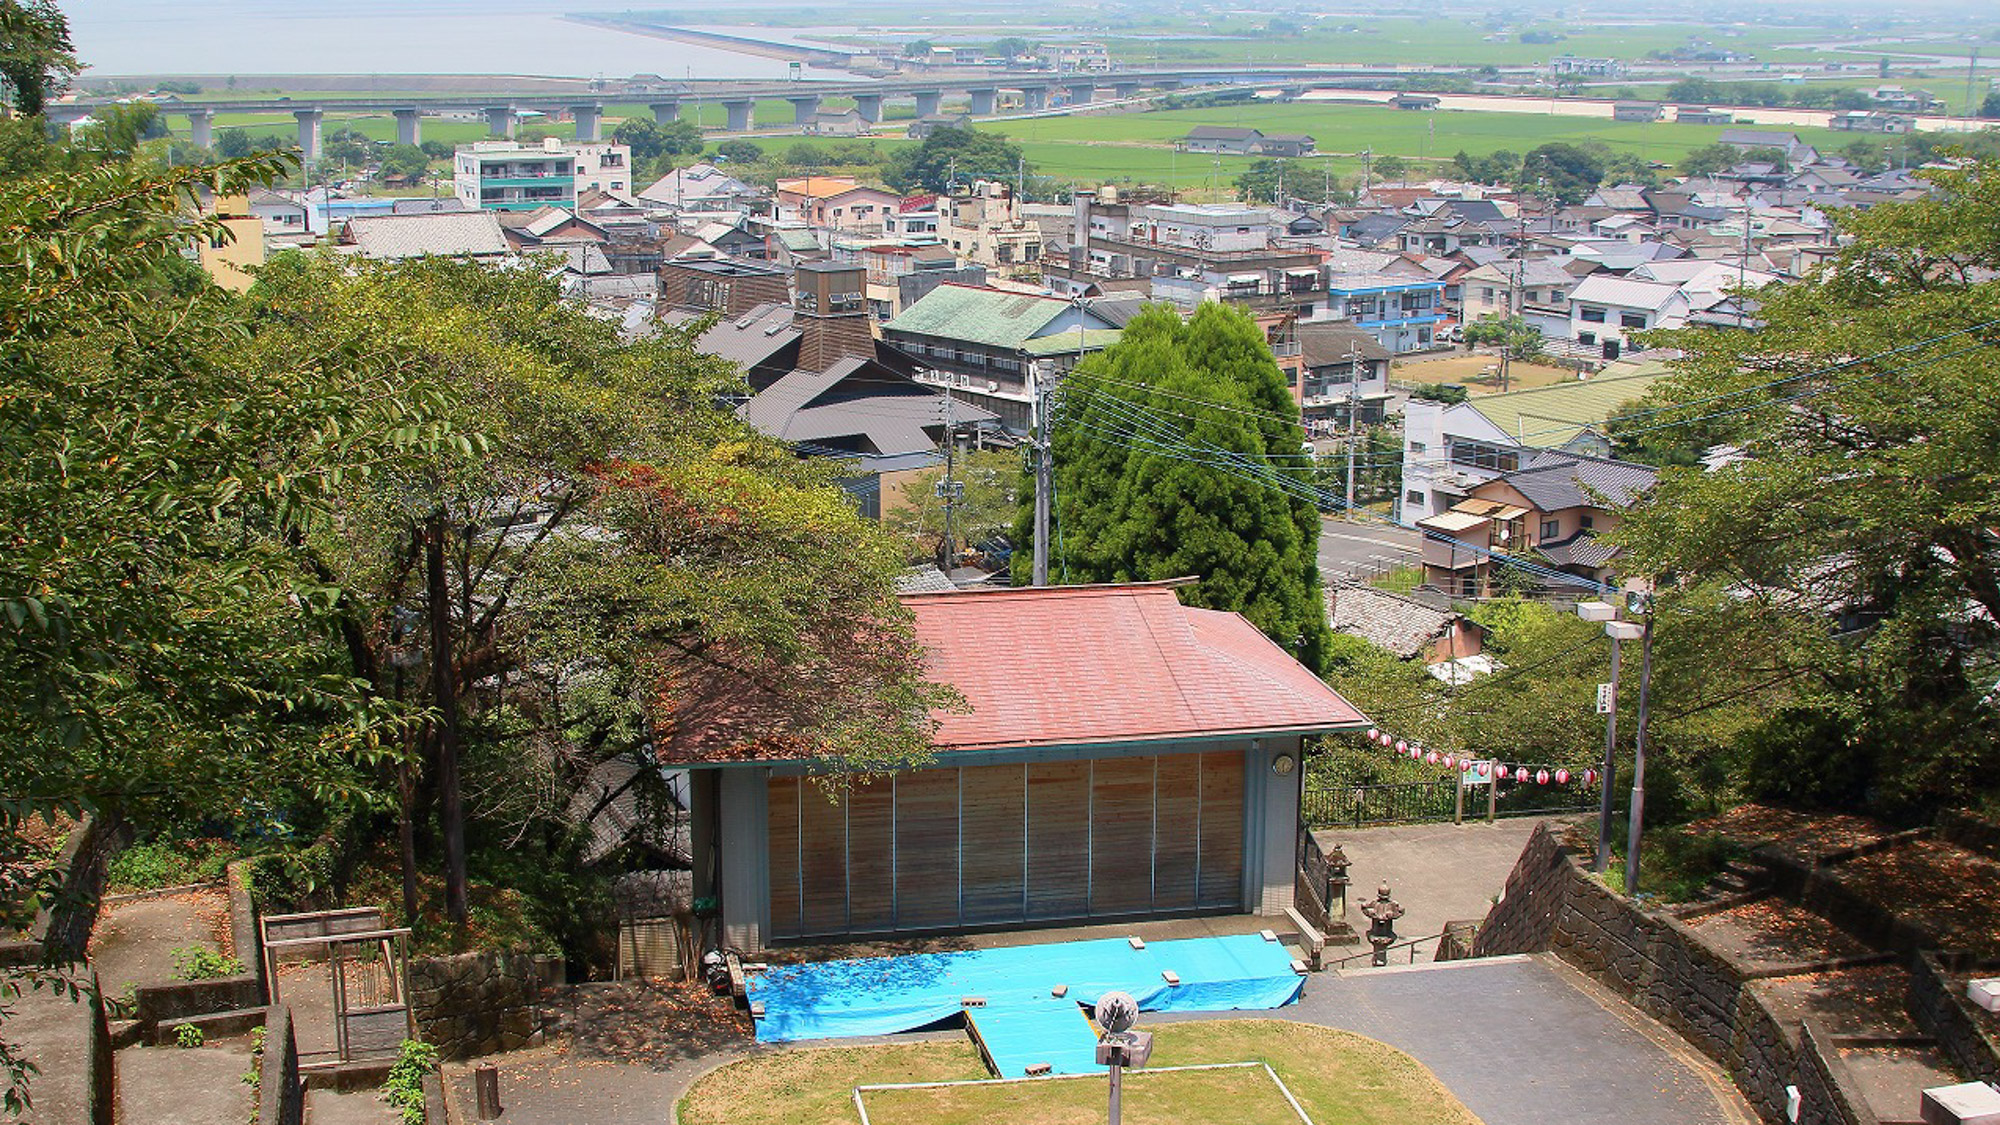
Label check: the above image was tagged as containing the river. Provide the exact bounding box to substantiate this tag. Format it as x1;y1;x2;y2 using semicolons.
67;1;866;80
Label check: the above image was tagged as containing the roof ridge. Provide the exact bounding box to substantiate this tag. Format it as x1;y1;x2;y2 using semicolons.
899;577;1198;602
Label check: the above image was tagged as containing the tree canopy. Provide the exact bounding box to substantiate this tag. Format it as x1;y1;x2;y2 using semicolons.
883;126;1025;194
0;0;77;115
1520;142;1605;204
1613;157;2000;820
1017;303;1332;671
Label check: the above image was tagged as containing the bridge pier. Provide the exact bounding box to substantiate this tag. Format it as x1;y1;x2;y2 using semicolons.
393;108;421;147
968;88;997;115
484;106;516;138
1020;86;1048;112
788;95;821;125
650;100;681;124
913;90;942;118
1065;82;1094;105
1114;81;1141;100
723;99;753;132
186;109;213;151
571;103;603;142
1157;79;1183;92
852;94;883;124
293;108;323;162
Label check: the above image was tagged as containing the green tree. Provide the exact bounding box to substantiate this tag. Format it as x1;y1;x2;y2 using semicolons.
782;141;830;168
1614;158;2000;821
1234;158;1338;204
1450;149;1519;185
1519;141;1604;204
903;39;935;58
246;253;949;924
322;127;372;166
0;0;78;115
614;117;699;162
1017;304;1332;671
990;36;1037;59
715;138;763;163
889;449;1019;562
1982;90;2000;120
379;143;429;180
1678;142;1737;177
883;126;1025;193
1461;314;1544;364
1370;154;1408;182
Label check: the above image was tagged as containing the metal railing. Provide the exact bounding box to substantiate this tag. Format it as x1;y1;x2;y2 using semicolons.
1303;773;1601;829
1325;930;1447;971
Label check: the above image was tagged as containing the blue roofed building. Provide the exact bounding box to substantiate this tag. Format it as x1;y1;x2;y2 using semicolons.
1316;272;1446;353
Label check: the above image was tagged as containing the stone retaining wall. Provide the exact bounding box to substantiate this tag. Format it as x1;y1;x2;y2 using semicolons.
1908;952;2000;1085
132;861;266;1028
1939;810;2000;863
1;815;132;967
1473;824;1878;1125
409;950;546;1060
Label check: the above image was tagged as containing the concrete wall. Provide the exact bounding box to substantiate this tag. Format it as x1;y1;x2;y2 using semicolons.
258;1004;305;1125
1908;952;2000;1085
1472;825;1885;1125
133;860;265;1027
2;815;133;967
408;949;546;1060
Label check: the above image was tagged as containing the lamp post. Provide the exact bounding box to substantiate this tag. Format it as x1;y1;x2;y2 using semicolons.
1576;600;1643;874
1624;590;1656;896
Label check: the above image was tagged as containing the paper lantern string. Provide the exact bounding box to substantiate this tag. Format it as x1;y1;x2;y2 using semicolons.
1355;729;1598;786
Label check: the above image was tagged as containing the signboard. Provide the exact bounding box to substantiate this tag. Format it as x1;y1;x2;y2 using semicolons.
1462;760;1494;787
1596;683;1615;714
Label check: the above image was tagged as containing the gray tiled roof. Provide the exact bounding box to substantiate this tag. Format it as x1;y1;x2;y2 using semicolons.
737;356;996;456
1326;583;1459;660
694;302;801;370
345;211;510;260
1504;452;1659;510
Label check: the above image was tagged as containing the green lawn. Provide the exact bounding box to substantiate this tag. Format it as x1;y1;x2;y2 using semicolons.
863;1064;1305;1125
677;1019;1480;1125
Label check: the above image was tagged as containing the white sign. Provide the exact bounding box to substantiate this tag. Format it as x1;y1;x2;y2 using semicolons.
1596;683;1615;714
1463;760;1494;786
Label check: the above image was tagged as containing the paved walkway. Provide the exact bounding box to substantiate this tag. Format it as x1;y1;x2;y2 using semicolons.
88;890;232;1002
1314;817;1557;946
3;975;93;1125
115;1040;256;1125
1247;955;1754;1125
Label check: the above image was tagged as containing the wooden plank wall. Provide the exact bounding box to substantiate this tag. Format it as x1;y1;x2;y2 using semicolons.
765;748;1250;939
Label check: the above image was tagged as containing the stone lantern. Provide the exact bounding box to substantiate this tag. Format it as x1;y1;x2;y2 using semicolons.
1325;844;1352;919
1358;881;1405;967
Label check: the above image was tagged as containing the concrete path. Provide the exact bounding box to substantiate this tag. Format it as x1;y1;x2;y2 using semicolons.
445;1049;697;1125
305;1085;403;1125
3;974;93;1125
88;890;232;1002
115;1039;256;1125
1168;954;1755;1125
1314;817;1556;948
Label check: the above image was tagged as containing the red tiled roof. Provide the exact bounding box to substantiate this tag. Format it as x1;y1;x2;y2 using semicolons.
906;581;1369;752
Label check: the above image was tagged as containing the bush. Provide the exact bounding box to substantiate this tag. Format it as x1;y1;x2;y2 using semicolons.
171;946;246;981
175;1023;205;1048
107;837;240;892
383;1039;439;1125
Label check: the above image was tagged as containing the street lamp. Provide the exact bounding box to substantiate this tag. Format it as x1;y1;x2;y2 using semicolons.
1623;590;1656;897
1576;600;1643;874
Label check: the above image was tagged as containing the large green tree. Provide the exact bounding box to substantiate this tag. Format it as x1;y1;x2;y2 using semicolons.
883;126;1025;193
1519;141;1605;204
1614;157;2000;820
0;0;77;115
1017;303;1332;670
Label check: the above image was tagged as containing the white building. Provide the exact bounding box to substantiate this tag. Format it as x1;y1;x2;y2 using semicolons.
453;139;633;212
1567;275;1692;358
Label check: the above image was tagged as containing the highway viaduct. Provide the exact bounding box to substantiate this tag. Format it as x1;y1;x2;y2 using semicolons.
50;65;1468;160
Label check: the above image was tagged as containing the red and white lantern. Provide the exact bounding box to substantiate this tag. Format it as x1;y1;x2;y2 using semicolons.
1554;768;1570;785
1395;740;1408;754
1583;768;1598;785
1443;754;1456;769
1425;750;1440;765
1536;769;1550;785
1460;759;1474;773
1366;728;1380;741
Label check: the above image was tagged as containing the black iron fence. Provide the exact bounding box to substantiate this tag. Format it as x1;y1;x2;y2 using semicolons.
1303;772;1601;829
1294;828;1335;934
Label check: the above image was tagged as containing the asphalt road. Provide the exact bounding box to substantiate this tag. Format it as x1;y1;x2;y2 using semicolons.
1318;516;1421;585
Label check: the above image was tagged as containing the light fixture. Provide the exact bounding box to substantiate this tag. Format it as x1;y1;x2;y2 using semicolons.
1575;600;1616;623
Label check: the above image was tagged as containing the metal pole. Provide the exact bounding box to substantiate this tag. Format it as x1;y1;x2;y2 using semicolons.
1486;766;1497;823
1452;766;1464;826
1032;370;1051;587
1344;343;1359;516
1108;1059;1123;1125
1624;614;1656;896
1593;636;1621;874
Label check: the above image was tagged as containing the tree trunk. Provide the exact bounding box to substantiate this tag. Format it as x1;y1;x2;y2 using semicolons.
426;512;470;925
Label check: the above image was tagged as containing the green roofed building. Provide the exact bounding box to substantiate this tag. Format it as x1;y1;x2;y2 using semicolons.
882;283;1135;432
1400;362;1667;520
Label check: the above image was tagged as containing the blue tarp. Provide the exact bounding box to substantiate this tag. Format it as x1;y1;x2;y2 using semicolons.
746;934;1302;1074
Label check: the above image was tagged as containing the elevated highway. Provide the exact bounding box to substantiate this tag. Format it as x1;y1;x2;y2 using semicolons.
51;64;1468;159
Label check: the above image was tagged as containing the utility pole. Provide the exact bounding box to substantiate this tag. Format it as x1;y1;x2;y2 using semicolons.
1030;364;1052;587
1343;341;1361;516
937;390;961;570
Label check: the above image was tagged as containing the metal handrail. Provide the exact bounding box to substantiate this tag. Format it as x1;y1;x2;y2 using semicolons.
1325;930;1447;971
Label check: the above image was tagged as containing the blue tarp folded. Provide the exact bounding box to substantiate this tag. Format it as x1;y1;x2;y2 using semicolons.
746;933;1302;1074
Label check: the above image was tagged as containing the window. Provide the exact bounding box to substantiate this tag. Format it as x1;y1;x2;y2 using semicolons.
1481;287;1496;301
1579;331;1596;346
1620;312;1648;329
1408;441;1427;454
1407;490;1425;506
1539;518;1560;540
1580;514;1595;529
1580;306;1607;323
1449;441;1519;473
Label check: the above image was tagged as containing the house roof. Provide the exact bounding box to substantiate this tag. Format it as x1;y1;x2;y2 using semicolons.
694;302;801;370
1326;584;1468;660
1535;534;1622;569
1297;320;1392;368
886;284;1098;350
1494;452;1658;511
907;582;1369;752
1568;274;1685;311
1186;126;1262;141
1463;367;1668;449
345;211;511;260
737;355;995;456
777;176;894;200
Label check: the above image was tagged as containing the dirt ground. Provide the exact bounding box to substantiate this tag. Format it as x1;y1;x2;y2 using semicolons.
88;888;234;1001
1392;351;1584;394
